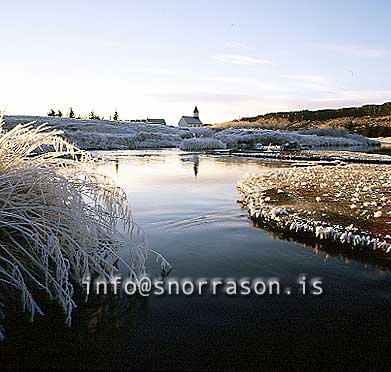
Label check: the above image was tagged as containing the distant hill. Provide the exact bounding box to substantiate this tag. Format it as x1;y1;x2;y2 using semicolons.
213;102;391;137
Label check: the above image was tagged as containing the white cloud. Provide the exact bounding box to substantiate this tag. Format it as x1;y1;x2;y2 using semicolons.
213;54;273;66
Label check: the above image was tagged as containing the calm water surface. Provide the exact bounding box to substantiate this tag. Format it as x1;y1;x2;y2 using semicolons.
3;149;391;370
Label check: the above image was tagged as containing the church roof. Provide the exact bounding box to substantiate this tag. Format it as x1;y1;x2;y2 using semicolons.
180;116;203;125
146;118;166;125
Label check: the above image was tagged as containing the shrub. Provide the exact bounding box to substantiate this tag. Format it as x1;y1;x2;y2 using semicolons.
179;137;226;151
189;127;214;138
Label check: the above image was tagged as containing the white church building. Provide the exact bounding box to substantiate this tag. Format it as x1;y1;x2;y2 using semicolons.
178;106;204;127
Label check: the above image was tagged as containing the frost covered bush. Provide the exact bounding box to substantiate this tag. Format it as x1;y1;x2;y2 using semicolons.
215;128;378;149
299;128;351;137
66;132;138;150
189;127;215;138
134;130;182;148
178;128;193;139
179;137;227;151
299;128;377;146
0;115;169;340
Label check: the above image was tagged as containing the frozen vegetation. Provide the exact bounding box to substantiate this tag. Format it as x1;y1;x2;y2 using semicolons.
238;164;391;256
215;128;378;149
4;116;188;150
179;137;226;151
0;115;169;340
188;127;215;138
4;116;379;151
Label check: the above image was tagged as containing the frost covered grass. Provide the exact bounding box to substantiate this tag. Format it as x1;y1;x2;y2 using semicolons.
238;164;391;256
4;116;189;150
179;137;226;151
188;127;215;138
4;116;379;151
215;128;378;149
0;115;169;340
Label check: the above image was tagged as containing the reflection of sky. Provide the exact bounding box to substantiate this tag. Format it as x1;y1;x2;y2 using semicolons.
97;150;279;195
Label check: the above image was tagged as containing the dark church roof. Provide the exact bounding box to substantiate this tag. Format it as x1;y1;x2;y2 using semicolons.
146;118;166;125
180;116;203;125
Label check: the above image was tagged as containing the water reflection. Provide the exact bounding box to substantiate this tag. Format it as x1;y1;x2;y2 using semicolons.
75;294;148;335
193;155;199;177
250;217;391;272
179;154;200;177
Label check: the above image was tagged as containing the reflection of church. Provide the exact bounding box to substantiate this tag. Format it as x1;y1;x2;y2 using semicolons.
180;154;200;177
192;155;199;177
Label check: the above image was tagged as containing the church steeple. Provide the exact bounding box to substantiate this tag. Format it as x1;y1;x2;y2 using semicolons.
193;105;199;118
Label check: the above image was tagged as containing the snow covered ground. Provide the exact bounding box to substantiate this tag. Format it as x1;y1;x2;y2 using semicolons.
4;116;380;151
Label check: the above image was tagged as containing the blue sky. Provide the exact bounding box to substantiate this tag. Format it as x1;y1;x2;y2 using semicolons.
1;0;390;124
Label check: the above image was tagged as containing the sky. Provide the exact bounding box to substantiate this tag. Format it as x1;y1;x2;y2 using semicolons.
1;0;390;125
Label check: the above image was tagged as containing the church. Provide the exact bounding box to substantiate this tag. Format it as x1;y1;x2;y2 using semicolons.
178;106;204;127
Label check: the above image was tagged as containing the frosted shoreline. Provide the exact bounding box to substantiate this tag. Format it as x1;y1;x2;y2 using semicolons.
238;164;391;259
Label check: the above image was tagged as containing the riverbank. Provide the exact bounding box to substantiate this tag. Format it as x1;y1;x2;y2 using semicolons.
238;163;391;258
206;148;391;164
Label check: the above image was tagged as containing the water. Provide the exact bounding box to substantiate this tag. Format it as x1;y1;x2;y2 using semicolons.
2;149;391;370
328;143;391;156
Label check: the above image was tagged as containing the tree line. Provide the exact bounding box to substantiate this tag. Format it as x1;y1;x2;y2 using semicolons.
47;108;119;121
